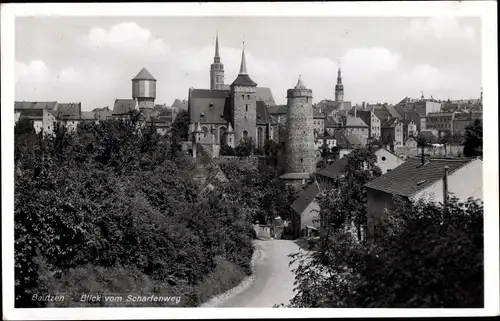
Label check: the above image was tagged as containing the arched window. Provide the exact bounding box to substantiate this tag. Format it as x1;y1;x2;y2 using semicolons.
257;127;264;147
219;126;227;145
243;130;249;138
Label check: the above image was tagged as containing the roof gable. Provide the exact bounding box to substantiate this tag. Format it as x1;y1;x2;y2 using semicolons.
15;101;58;110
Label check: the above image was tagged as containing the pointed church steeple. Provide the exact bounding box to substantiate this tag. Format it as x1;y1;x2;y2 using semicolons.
335;66;344;102
210;33;224;90
239;42;248;75
231;41;257;87
214;32;220;63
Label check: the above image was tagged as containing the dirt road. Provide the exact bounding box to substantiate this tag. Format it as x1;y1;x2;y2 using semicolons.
212;239;303;308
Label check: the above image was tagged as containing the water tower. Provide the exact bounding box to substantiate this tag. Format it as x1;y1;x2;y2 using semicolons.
132;67;156;111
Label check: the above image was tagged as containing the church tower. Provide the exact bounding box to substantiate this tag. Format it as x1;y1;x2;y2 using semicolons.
210;34;225;90
230;42;258;145
284;76;315;174
335;67;344;102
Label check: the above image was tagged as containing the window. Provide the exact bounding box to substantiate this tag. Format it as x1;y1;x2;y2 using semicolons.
246;104;248;112
243;130;248;138
300;158;303;163
247;95;250;99
242;95;245;100
381;156;386;161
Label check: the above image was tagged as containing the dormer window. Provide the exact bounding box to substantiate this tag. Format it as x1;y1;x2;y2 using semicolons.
200;112;205;118
220;113;224;118
209;102;214;108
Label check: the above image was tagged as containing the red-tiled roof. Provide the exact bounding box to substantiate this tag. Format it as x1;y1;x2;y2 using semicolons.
291;181;320;215
346;116;369;128
133;68;156;81
365;157;473;197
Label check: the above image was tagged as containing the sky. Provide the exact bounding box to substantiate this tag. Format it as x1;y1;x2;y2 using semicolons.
15;16;481;110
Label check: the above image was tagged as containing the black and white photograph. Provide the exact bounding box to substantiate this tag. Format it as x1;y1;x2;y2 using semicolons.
2;2;499;319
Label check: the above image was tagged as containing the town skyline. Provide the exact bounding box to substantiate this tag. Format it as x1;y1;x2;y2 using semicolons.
15;16;481;110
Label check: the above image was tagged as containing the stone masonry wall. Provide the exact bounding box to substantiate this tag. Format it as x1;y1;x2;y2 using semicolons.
284;88;315;173
232;85;257;145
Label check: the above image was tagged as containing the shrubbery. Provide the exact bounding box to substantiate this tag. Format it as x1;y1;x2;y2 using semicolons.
14;118;254;307
288;172;484;308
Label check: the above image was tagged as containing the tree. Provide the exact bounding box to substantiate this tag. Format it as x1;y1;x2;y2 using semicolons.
463;119;482;157
234;137;256;157
171;110;190;140
263;139;279;157
316;148;382;241
287;196;483;308
220;144;236;156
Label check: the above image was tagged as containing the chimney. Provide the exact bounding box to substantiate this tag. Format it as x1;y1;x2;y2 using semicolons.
443;165;449;215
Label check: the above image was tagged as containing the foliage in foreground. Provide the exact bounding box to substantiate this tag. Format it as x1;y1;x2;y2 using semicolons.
287;196;484;308
14;119;255;307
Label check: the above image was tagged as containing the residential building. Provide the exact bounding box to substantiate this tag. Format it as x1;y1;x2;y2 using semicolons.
365;157;483;241
453;110;483;134
426;112;455;134
291;148;404;238
56;102;81;131
14;101;58;134
345;113;369;146
381;117;404;147
356;109;381;140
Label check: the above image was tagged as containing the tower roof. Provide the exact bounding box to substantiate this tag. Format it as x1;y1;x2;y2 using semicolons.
215;33;220;58
231;42;257;87
294;75;307;89
239;42;247;75
133;68;156;81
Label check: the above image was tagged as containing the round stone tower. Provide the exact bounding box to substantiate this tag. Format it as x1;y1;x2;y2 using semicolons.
132;67;157;111
284;76;315;174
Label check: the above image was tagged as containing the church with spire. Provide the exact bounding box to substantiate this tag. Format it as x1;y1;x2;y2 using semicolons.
188;36;278;154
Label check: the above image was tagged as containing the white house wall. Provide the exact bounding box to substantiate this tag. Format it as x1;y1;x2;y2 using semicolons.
412;159;483;204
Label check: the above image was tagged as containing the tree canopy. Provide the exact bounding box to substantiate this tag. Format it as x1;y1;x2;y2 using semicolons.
463;118;483;157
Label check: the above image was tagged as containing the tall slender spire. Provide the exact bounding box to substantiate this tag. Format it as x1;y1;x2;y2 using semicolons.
295;75;306;89
215;32;220;59
239;41;247;75
337;67;342;84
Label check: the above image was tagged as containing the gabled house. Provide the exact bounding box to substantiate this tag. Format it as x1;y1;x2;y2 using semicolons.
356;109;382;141
56;102;82;131
365;157;483;241
381;117;404;147
14;101;58;134
112;99;139;119
345;114;369;146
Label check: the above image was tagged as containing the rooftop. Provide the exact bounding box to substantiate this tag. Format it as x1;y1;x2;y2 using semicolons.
365;157;474;197
133;68;156;81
